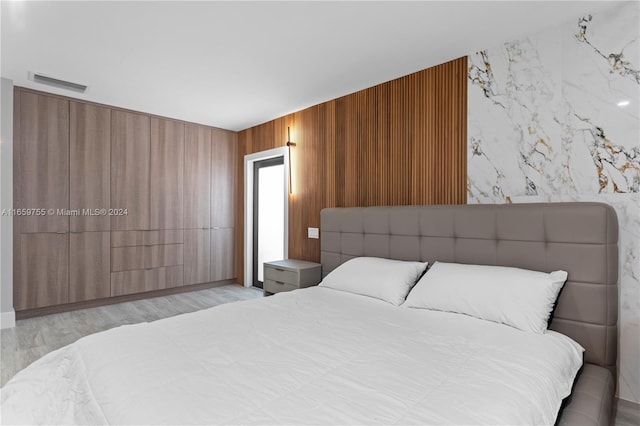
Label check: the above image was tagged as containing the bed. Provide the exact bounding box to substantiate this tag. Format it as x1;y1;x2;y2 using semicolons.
0;202;617;425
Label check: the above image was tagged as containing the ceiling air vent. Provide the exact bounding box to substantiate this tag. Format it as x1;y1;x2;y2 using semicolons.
32;73;87;93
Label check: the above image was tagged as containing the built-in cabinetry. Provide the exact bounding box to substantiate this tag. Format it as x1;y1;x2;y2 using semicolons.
150;118;184;230
183;125;237;286
110;230;184;296
69;102;112;304
13;87;237;314
211;129;236;281
69;231;110;302
111;110;150;231
14;92;69;310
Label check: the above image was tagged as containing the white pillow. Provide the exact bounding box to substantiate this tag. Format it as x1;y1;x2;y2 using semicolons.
319;257;428;305
403;262;568;333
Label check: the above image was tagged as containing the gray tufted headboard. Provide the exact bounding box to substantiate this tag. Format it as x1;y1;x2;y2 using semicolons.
320;202;618;377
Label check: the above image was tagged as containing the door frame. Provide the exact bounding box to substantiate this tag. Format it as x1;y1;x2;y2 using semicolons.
252;156;284;288
244;147;289;287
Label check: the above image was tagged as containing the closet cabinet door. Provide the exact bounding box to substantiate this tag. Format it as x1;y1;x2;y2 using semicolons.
211;227;235;281
184;229;211;285
210;129;236;282
111;110;150;230
16;233;69;310
150;118;184;230
184;124;211;229
211;129;236;228
69;232;110;302
17;91;69;233
70;102;111;232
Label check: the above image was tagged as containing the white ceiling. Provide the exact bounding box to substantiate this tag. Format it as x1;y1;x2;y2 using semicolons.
1;1;616;131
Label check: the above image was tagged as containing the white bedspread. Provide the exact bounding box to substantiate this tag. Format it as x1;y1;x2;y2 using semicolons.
1;287;583;425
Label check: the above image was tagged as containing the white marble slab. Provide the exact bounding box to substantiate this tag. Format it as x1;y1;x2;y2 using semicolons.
467;1;640;403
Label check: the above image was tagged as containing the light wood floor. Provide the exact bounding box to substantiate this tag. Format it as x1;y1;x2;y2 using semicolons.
1;284;638;425
1;284;263;387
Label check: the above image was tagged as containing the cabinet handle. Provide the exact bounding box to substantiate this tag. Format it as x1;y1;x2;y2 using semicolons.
275;268;285;272
275;281;284;285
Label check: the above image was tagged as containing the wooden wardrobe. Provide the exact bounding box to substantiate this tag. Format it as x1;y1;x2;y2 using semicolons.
13;87;237;316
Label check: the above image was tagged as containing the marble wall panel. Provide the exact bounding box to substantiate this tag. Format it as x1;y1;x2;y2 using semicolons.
467;1;639;403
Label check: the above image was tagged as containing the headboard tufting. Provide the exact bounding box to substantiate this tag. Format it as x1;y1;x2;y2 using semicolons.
320;202;618;377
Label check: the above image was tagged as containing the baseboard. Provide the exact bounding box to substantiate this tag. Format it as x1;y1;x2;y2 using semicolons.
0;309;16;329
16;279;237;320
616;397;640;408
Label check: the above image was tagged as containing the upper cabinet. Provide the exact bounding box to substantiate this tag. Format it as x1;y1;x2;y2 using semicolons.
150;118;184;230
211;129;236;228
111;110;150;231
184;124;211;229
70;102;111;232
16;91;69;233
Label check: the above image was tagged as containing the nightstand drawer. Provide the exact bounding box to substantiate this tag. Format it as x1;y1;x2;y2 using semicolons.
263;259;322;296
264;265;297;284
264;279;297;294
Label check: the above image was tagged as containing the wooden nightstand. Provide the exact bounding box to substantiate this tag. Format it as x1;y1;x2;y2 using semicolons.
263;259;322;296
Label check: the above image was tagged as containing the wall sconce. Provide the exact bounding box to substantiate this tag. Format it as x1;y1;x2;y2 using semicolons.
286;126;296;194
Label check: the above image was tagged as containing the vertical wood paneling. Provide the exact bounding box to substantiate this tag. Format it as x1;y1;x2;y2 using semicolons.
236;57;467;283
322;101;337;208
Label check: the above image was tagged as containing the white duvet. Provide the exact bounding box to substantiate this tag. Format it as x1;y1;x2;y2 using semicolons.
1;287;583;425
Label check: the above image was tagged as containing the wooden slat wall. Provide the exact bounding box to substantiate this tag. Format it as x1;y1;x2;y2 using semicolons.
236;57;467;284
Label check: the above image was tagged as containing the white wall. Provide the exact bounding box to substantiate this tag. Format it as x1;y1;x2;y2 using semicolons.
466;2;639;403
0;77;15;329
